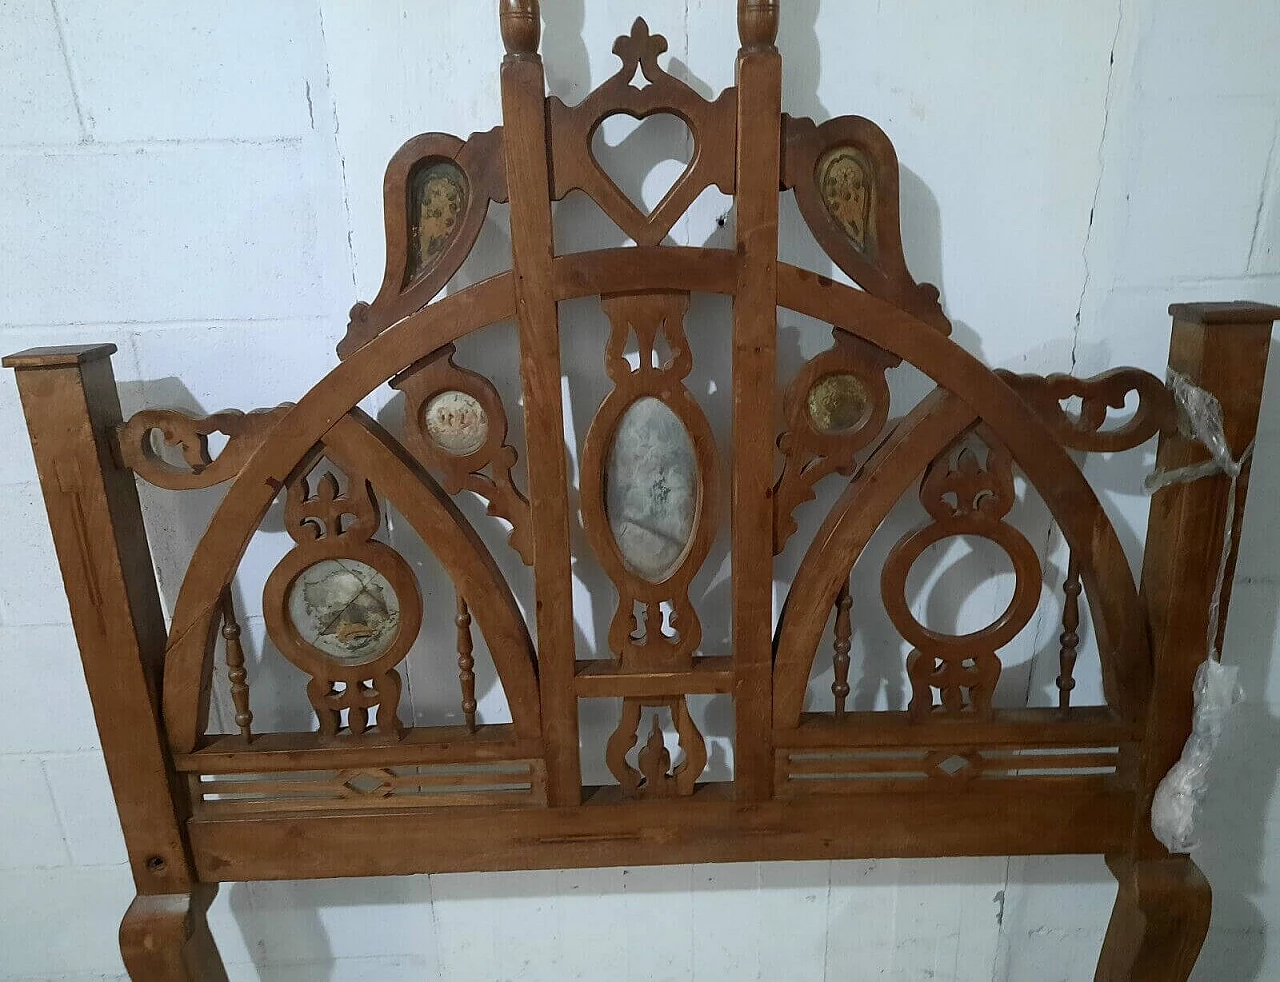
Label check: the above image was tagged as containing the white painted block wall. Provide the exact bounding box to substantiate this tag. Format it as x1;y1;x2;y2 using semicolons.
1;0;1278;979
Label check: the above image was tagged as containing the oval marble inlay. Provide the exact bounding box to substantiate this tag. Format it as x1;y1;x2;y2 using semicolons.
407;160;468;281
808;373;871;434
288;559;401;666
424;389;489;456
605;397;698;583
818;146;875;255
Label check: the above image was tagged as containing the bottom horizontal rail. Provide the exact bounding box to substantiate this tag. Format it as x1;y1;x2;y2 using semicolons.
189;782;1133;881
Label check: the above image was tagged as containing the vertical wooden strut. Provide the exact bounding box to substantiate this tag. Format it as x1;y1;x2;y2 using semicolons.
4;344;228;980
456;592;478;733
832;578;853;715
1097;302;1279;981
1057;553;1081;710
732;0;782;799
498;0;582;805
220;589;253;740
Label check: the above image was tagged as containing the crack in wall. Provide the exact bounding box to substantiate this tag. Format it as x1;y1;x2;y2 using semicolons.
1246;117;1280;271
1072;0;1127;375
48;0;90;142
317;5;359;294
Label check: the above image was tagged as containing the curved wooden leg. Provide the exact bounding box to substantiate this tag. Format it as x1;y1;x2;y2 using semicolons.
1096;856;1212;981
120;884;229;982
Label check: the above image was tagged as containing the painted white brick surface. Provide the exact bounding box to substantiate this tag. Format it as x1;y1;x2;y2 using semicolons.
1;1;1279;980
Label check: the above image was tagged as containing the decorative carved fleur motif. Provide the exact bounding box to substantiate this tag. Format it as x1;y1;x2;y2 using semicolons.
264;460;422;741
605;697;707;798
882;432;1041;720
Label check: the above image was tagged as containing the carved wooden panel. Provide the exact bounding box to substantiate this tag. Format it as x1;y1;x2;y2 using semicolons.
773;329;896;553
7;7;1276;978
580;291;720;670
881;432;1041;719
117;407;289;490
393;344;533;563
548;19;736;245
263;462;419;740
339;128;509;358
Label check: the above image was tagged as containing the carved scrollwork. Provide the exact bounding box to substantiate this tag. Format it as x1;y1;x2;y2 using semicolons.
263;460;422;740
783;114;950;333
393;344;532;564
338;127;509;359
882;432;1041;719
774;329;896;553
548;18;737;246
116;406;290;490
997;368;1174;453
605;696;707;797
580;292;720;670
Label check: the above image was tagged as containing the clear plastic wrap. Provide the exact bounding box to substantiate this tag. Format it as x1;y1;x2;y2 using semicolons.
1150;659;1244;853
1144;371;1252;853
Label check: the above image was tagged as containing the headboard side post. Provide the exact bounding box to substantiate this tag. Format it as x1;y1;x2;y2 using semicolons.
731;10;783;799
1131;302;1278;857
1097;303;1278;979
4;345;227;978
498;1;582;805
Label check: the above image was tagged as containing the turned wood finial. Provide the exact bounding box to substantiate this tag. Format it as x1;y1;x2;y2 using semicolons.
738;0;779;48
500;0;541;56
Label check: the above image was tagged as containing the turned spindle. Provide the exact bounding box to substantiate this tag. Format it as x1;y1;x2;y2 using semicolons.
1057;554;1081;709
456;592;478;733
220;589;253;740
832;578;853;715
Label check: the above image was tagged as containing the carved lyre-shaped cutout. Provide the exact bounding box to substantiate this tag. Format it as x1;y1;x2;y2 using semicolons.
605;696;707;797
549;18;736;246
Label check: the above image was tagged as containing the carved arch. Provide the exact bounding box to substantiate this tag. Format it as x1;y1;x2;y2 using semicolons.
771;267;1152;729
162;275;524;752
164;410;539;752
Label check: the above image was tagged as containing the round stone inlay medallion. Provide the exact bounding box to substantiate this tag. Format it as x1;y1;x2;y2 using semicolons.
808;373;871;435
424;389;489;456
288;559;401;666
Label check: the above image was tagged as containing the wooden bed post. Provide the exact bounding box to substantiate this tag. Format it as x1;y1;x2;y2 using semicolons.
1097;302;1279;981
732;0;782;800
3;345;227;981
499;0;583;806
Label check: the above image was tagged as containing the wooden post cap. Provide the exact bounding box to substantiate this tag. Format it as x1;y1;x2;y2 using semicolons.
739;0;779;48
500;0;540;57
3;343;118;369
1168;301;1280;325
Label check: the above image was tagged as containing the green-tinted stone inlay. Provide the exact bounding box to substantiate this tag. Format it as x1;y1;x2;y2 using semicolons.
605;397;697;583
288;559;400;666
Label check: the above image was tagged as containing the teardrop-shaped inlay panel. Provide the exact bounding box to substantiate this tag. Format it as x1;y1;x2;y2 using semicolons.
605;397;698;583
406;160;469;282
818;145;876;257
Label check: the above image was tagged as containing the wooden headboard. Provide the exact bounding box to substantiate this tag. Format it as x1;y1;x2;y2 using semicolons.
6;2;1279;978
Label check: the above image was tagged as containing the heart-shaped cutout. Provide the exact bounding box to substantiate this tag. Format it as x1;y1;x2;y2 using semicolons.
591;112;695;219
